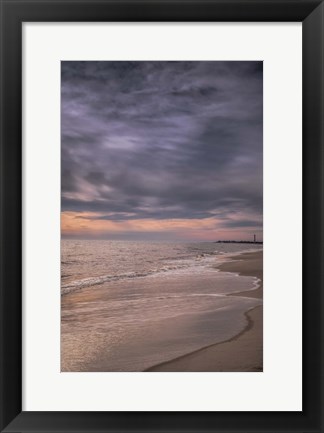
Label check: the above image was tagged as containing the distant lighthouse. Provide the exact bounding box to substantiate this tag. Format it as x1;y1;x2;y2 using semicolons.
253;234;256;243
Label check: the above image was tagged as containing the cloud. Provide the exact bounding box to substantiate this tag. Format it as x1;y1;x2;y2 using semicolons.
61;61;262;240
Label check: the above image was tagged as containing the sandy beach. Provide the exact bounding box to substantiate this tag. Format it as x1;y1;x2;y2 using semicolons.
147;250;263;372
61;245;263;372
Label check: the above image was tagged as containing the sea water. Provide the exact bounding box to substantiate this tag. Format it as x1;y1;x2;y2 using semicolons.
61;240;262;371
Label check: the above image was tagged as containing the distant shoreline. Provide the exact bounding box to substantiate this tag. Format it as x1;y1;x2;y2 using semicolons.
215;240;263;244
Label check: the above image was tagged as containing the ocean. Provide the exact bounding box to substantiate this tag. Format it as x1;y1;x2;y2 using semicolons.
61;240;262;371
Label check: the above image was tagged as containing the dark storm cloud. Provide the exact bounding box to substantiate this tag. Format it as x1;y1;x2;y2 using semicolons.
62;61;262;230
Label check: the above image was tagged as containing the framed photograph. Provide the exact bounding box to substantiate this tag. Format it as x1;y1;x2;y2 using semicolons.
0;0;323;432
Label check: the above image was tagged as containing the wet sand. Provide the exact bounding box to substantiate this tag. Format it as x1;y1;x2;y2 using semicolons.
220;251;263;299
147;250;263;372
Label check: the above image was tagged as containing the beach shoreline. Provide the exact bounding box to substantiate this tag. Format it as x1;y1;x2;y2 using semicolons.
146;250;263;372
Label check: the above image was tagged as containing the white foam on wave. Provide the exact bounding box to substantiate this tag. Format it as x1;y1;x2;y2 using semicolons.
61;261;197;295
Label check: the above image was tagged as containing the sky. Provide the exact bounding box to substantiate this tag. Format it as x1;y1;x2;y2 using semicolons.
61;61;263;241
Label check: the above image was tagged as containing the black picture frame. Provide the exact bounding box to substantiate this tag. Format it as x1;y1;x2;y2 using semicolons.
0;1;323;432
